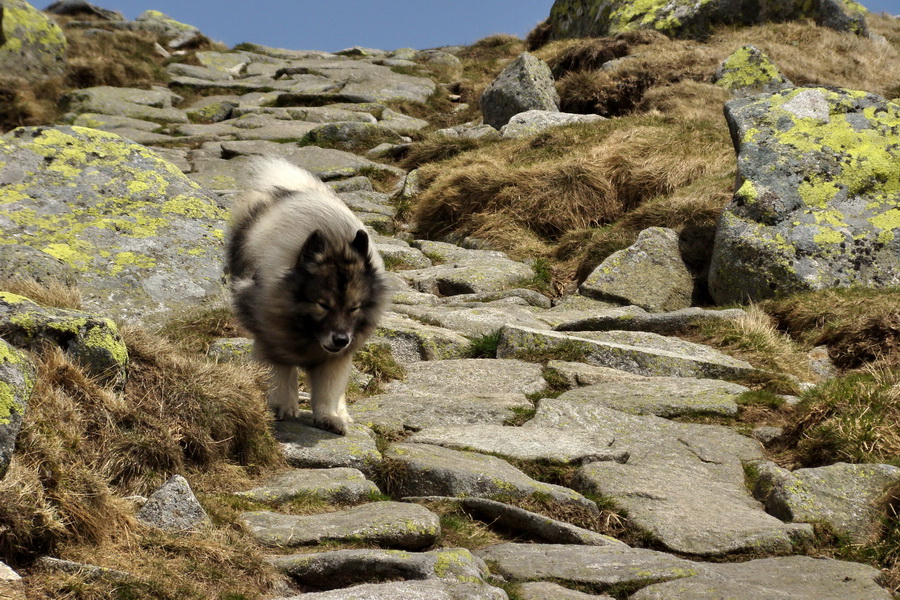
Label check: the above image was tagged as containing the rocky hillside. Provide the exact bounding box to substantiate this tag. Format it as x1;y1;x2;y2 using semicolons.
0;1;899;599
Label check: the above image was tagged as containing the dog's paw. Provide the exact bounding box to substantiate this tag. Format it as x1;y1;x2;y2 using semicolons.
313;414;350;435
268;397;300;420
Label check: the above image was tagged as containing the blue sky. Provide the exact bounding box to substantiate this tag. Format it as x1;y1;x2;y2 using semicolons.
51;1;898;53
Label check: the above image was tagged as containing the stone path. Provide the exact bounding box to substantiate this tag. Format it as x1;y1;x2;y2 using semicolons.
42;38;899;600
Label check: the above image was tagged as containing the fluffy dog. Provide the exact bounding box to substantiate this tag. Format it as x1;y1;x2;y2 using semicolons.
226;156;388;434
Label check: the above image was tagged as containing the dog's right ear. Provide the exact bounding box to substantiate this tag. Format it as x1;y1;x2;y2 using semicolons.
296;230;325;268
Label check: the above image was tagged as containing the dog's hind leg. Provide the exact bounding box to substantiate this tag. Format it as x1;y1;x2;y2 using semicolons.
266;363;301;419
307;355;354;435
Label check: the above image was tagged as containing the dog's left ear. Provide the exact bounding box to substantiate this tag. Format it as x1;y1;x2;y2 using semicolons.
350;229;369;259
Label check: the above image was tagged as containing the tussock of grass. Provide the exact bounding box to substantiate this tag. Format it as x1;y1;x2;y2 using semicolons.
62;27;169;90
763;288;900;370
353;342;406;395
0;327;282;565
401;134;497;170
413;114;732;280
687;305;812;393
0;77;66;131
784;368;900;468
466;331;502;359
0;277;82;310
156;304;242;353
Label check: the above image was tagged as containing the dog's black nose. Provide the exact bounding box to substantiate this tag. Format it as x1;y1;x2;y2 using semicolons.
331;333;351;349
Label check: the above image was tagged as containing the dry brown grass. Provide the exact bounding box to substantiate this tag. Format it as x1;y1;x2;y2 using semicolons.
533;20;900;118
763;288;900;370
412;112;733;282
62;27;169;90
0;327;282;566
0;277;82;310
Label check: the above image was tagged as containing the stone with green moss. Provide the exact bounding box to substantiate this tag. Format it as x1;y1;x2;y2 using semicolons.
383;442;599;513
0;292;127;382
758;461;900;543
579;227;694;312
234;467;380;504
0;0;66;80
0;337;34;480
0;126;227;322
133;10;204;49
709;87;900;304
241;501;440;549
269;547;492;589
64;86;188;124
714;45;792;97
546;0;868;40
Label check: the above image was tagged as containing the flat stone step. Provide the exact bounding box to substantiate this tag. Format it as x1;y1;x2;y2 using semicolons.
384;443;598;514
241;501;439;549
273;421;382;479
497;325;757;381
235;468;380;504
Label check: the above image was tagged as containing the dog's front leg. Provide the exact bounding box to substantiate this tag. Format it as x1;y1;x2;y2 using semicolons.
266;363;301;419
307;355;354;435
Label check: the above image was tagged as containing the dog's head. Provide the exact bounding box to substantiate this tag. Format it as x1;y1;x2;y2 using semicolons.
285;228;385;354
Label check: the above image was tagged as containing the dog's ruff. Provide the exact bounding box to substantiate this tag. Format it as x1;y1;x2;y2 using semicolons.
227;156;388;434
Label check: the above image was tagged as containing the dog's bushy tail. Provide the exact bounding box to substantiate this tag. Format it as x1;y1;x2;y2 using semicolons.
248;156;333;198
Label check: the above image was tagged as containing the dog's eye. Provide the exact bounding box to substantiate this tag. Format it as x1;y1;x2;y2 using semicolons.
317;302;330;311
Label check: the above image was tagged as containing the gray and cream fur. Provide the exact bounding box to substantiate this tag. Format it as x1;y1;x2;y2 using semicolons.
227;156;388;434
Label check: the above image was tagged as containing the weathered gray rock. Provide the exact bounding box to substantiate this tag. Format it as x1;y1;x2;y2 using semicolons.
709;87;900;304
713;45;793;97
544;360;644;387
444;288;552;309
375;242;432;270
207;337;253;362
553;306;747;335
304;122;404;150
631;555;893;600
177;114;319;142
270;579;507;600
480;53;559;129
273;421;382;479
546;0;869;40
394;304;551;338
235;468;380;504
552;377;748;418
477;543;700;591
0;126;226;322
0;338;34;480
0;244;76;286
232;106;377;124
0;292;127;382
36;556;131;582
64;86;188;124
756;461;900;543
384;443;598;512
401;241;535;296
0;560;22;600
457;498;626;546
500;110;605;138
516;582;613;600
45;0;124;20
374;313;471;362
408;424;627;465
497;325;757;381
434;123;502;140
579;227;693;312
167;62;234;82
133;10;205;49
204;140;403;181
0;0;66;80
241;501;440;549
528;400;812;555
136;475;210;532
354;359;543;434
269;547;492;589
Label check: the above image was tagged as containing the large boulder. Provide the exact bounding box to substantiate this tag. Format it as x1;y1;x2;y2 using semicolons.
0;338;34;480
545;0;869;41
0;292;127;382
480;53;559;130
0;0;66;80
0;126;227;322
708;88;900;304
